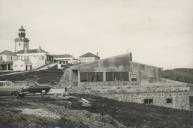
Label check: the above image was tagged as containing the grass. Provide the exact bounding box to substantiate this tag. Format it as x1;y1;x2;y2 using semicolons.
162;68;193;84
69;94;193;128
0;95;193;128
0;66;64;84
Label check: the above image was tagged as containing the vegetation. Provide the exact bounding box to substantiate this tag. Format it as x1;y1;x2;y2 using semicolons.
70;94;193;128
1;95;193;128
162;68;193;84
0;66;63;84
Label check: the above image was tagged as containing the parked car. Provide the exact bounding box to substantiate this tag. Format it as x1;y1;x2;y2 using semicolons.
22;81;51;94
0;81;28;97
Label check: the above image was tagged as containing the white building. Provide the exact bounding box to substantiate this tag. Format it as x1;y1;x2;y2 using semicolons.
13;60;32;71
53;54;78;69
0;50;16;71
79;52;100;64
12;26;53;71
14;48;53;71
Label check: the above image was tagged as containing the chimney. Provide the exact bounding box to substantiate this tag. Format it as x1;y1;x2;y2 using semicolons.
38;46;41;53
130;52;132;61
96;52;99;57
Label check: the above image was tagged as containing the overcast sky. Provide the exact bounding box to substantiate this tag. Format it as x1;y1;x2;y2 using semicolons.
0;0;193;69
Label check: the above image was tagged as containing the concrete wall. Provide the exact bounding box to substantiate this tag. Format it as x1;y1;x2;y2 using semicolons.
59;53;190;110
130;62;161;83
17;53;47;70
69;85;190;110
13;60;26;71
60;53;161;87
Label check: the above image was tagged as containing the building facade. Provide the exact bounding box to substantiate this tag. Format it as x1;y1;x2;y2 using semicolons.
53;54;78;69
0;50;17;71
79;52;100;64
13;48;53;71
59;53;190;110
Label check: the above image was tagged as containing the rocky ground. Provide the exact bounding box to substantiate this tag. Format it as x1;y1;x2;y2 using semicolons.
0;95;127;128
0;94;193;128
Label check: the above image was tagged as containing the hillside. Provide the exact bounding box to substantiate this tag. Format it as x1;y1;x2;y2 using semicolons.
162;68;193;84
0;66;64;84
0;95;193;128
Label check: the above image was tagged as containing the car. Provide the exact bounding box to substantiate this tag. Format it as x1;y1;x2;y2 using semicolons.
0;81;28;97
22;81;51;94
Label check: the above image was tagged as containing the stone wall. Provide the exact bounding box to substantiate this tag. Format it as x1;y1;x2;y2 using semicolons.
69;85;190;110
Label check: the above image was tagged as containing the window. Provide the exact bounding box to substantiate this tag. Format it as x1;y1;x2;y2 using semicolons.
88;72;96;82
80;72;103;82
0;82;4;86
131;73;137;81
143;99;153;104
106;72;113;81
96;72;103;81
106;72;129;81
166;98;172;103
80;72;88;82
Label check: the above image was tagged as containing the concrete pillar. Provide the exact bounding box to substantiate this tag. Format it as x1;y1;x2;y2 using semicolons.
103;72;106;81
77;71;80;83
128;72;131;81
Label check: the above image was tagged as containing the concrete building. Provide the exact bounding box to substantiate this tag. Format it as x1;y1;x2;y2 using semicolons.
79;52;100;64
60;53;190;110
0;50;16;71
53;54;78;69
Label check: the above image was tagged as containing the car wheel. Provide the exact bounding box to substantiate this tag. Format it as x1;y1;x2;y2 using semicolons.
11;91;19;97
41;90;46;95
19;94;25;98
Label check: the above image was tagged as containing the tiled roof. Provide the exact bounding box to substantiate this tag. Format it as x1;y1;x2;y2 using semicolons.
80;52;100;58
53;54;74;58
0;50;15;56
16;49;47;54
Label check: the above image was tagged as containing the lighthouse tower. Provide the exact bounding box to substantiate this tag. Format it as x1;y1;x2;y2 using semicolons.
14;26;30;52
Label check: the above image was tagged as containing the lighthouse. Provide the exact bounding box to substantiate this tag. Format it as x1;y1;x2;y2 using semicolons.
14;26;30;52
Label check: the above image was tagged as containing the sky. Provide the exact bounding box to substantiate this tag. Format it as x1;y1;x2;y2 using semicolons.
0;0;193;69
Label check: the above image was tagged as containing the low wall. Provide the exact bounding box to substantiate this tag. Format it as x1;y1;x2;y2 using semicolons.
69;85;190;110
95;91;190;110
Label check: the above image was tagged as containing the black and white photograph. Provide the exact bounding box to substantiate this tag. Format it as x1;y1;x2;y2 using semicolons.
0;0;193;128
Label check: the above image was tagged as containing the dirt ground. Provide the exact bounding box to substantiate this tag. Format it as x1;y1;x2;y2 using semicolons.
0;95;127;128
0;94;193;128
